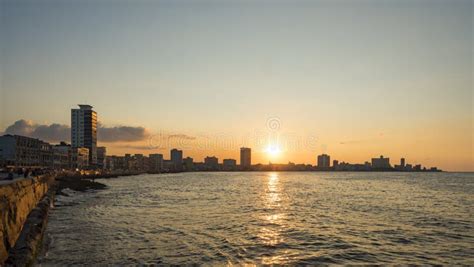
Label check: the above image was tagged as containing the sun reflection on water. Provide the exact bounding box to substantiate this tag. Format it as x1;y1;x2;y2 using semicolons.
258;172;290;264
266;173;281;207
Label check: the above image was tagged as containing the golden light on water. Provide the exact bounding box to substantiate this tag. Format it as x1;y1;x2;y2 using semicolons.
259;172;291;264
266;173;281;207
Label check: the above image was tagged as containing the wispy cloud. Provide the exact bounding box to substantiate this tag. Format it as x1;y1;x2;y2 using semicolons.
167;134;196;140
117;144;160;150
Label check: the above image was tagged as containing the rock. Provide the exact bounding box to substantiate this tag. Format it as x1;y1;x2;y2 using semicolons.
0;175;54;264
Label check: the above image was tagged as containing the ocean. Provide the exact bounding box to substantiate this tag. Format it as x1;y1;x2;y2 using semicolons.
40;172;474;265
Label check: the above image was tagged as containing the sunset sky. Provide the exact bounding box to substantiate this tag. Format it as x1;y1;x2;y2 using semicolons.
1;0;472;171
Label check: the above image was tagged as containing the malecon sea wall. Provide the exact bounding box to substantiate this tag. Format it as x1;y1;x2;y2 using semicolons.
0;175;54;264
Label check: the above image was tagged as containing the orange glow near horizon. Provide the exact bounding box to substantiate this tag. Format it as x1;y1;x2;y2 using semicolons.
265;143;282;159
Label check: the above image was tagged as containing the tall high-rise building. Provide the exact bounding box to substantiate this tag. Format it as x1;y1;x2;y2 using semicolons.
240;147;251;169
400;158;406;167
170;148;183;170
317;154;331;169
71;104;97;166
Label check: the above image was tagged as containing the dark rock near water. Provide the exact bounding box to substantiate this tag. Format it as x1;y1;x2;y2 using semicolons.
55;176;107;194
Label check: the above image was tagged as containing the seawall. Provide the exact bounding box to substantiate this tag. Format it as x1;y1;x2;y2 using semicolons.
0;175;55;264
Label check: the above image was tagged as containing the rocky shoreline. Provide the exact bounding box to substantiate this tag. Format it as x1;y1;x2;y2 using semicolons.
1;171;144;266
55;176;107;193
54;171;144;193
5;188;55;266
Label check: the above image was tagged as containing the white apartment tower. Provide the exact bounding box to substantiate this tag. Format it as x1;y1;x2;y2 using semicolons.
71;104;97;166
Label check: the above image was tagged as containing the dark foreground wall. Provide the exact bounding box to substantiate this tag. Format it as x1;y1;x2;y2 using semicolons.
0;175;54;264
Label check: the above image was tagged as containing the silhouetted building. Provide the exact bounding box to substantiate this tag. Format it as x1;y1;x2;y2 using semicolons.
395;157;407;171
223;159;237;171
105;156;114;170
240;147;251;170
149;154;163;172
317;154;331;170
71;104;97;166
133;154;148;171
183;157;194;171
97;146;107;170
205;156;219;170
106;155;126;170
371;155;391;170
253;162;313;171
163;160;176;171
171;149;183;171
333;160;339;169
334;161;371;171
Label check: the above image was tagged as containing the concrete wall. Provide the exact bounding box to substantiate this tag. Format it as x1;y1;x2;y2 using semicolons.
0;175;54;263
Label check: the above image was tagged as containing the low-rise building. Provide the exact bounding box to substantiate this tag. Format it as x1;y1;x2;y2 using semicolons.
371;155;391;170
334;161;371;171
204;156;219;171
0;134;53;168
106;155;127;170
223;159;237;171
97;147;107;170
53;142;71;170
149;154;164;172
183;157;194;171
71;147;89;170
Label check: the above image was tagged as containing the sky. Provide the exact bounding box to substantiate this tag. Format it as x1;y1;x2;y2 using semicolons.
0;0;472;171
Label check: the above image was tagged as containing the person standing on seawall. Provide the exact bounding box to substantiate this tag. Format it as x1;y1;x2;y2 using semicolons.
7;169;14;180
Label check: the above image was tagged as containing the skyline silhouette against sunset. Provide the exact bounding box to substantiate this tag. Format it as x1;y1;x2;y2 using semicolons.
1;0;472;171
1;1;473;266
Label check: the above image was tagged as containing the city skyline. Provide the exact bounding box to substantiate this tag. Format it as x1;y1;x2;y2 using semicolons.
1;0;473;171
0;104;442;173
0;130;442;173
0;102;470;171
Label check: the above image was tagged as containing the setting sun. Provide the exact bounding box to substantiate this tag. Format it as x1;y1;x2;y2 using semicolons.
265;144;281;157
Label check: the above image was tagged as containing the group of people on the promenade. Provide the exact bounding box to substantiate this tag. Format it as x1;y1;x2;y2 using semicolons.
0;167;50;181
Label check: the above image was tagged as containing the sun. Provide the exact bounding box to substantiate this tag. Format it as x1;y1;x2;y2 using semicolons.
265;144;281;157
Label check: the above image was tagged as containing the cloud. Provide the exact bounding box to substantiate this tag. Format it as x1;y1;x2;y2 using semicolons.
117;144;159;150
4;120;69;141
2;119;149;143
99;126;149;142
167;134;196;140
4;120;36;136
33;123;70;141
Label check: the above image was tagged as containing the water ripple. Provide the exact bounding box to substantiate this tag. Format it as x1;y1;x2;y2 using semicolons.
40;172;474;265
